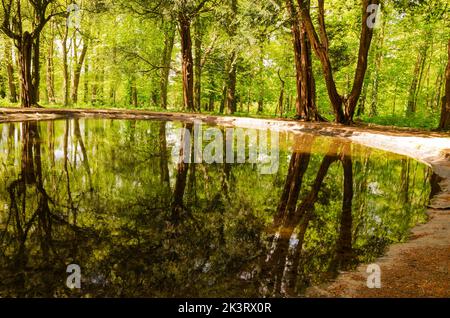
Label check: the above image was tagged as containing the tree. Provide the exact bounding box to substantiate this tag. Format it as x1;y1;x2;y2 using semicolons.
0;0;62;107
438;39;450;130
299;0;380;124
286;0;322;121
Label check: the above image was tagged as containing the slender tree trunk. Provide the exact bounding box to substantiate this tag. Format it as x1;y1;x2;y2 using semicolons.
277;70;285;117
5;38;18;103
61;25;70;107
226;53;238;114
178;14;195;111
226;0;238;114
370;18;385;117
46;25;56;104
438;39;450;130
83;58;89;104
32;34;40;103
332;144;354;272
161;23;175;109
219;84;227;113
71;40;88;104
171;123;193;221
407;33;431;115
194;17;203;112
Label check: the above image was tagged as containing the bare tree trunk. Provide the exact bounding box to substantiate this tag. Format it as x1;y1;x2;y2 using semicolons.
225;0;238;114
161;23;175;109
46;24;56;104
83;58;89;104
370;18;385;117
4;38;18;103
32;34;41;103
61;25;70;107
194;17;203;112
178;14;195;111
438;39;450;130
18;32;36;108
71;39;88;104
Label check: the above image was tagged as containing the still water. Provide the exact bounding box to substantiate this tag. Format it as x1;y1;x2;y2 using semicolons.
0;119;432;297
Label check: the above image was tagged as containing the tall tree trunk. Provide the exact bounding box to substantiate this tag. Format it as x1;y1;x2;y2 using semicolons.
226;0;238;114
178;14;195;111
71;40;88;104
257;42;264;113
61;25;70;107
438;39;450;130
194;17;203;112
83;58;89;104
287;0;320;120
160;23;175;109
18;32;36;108
32;34;40;103
370;18;385;117
46;24;56;104
407;47;428;115
5;38;18;103
226;53;238;114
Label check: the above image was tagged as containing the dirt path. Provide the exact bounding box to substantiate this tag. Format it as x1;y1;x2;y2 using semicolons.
1;107;449;298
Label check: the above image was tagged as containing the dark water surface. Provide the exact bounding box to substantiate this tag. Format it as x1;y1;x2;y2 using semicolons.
0;119;432;297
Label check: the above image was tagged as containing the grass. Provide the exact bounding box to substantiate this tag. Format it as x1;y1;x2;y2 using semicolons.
358;114;440;130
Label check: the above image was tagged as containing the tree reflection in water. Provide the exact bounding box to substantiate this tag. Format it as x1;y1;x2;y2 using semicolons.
0;119;432;297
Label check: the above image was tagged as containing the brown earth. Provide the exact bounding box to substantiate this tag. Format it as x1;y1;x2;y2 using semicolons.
1;107;449;298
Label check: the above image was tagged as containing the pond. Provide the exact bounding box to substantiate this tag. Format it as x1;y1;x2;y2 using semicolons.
0;119;433;297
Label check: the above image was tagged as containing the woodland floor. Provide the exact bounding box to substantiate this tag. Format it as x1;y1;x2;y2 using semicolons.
1;107;449;298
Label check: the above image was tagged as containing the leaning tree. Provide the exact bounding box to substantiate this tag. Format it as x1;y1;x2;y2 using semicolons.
1;0;62;107
298;0;380;124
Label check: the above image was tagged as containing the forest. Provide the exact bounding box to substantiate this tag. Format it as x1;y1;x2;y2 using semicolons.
0;0;449;129
1;0;450;300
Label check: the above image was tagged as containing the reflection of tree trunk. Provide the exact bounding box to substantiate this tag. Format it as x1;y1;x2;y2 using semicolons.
74;119;93;191
274;135;314;228
430;173;443;202
63;121;75;223
7;122;51;287
330;144;354;274
171;123;193;221
262;142;340;296
400;159;410;205
159;122;171;190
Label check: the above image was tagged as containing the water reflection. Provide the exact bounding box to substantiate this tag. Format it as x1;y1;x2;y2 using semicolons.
0;119;431;297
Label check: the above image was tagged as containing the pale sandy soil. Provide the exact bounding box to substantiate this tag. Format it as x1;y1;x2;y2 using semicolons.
1;107;449;298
